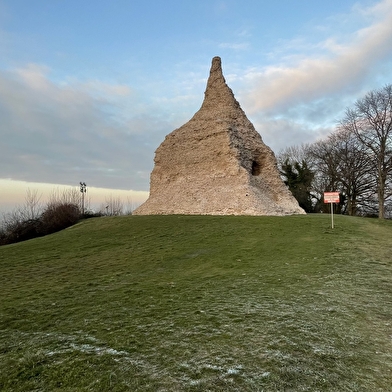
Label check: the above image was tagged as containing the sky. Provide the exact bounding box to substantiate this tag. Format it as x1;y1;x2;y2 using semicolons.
1;0;392;213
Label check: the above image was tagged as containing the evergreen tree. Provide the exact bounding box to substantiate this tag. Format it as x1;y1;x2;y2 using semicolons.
281;159;315;213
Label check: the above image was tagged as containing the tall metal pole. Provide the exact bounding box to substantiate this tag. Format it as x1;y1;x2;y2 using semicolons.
80;182;86;215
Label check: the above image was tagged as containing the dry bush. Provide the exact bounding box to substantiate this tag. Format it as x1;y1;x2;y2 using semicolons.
0;214;43;245
40;202;80;235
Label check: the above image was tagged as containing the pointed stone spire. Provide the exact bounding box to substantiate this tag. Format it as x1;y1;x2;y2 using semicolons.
195;56;241;117
206;56;226;89
133;57;304;216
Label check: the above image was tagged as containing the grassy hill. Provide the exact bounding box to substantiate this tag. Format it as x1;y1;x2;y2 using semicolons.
1;214;392;391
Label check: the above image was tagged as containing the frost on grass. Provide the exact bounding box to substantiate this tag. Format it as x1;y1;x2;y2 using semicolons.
9;330;132;361
68;343;128;356
175;356;248;387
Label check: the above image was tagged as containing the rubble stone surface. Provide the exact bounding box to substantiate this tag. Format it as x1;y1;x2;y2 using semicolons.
133;57;305;216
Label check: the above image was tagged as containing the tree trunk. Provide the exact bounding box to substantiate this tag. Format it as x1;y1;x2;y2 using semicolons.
378;171;386;219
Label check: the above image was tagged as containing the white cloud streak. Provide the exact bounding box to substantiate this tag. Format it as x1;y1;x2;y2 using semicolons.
0;64;168;190
233;0;392;153
242;0;392;115
219;42;250;50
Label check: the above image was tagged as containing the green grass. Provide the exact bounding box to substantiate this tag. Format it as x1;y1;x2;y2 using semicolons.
1;214;392;391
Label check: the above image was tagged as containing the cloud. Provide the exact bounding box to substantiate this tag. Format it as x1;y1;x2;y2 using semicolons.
251;116;331;154
242;0;392;115
0;64;170;191
213;1;229;14
79;80;132;98
232;0;392;153
2;0;392;192
219;42;250;50
14;63;52;91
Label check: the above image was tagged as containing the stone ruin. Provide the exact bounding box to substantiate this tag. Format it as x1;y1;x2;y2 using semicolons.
133;57;305;216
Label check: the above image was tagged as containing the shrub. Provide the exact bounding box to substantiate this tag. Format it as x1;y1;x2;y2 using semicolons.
40;202;80;235
13;219;43;242
1;208;39;245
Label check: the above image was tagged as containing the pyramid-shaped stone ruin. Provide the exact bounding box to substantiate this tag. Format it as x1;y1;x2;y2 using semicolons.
133;57;305;216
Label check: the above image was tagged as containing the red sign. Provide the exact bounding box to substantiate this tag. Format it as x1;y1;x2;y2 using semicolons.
324;192;340;203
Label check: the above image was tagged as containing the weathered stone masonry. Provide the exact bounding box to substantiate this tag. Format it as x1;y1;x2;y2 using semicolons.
133;57;305;216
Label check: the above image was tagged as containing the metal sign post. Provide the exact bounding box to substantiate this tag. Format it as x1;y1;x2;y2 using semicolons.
330;202;334;229
324;192;340;229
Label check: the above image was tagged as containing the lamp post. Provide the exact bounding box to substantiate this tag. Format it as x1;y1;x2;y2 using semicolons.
80;182;87;215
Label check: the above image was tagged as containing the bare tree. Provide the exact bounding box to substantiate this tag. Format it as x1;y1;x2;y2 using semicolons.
101;195;124;216
340;85;392;218
124;197;134;215
310;129;376;216
24;188;43;220
48;187;79;205
48;187;90;213
277;144;313;169
1;188;42;230
0;189;43;244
